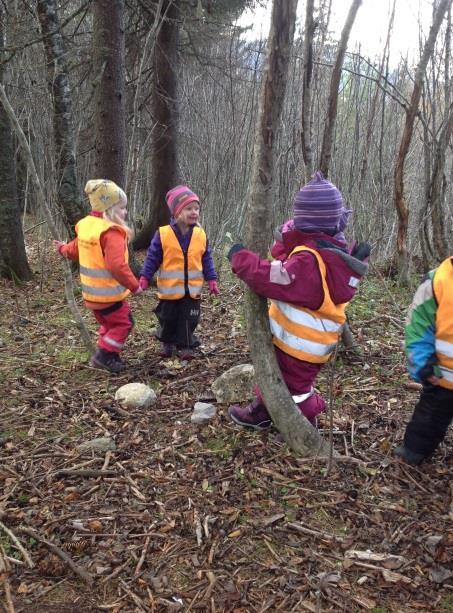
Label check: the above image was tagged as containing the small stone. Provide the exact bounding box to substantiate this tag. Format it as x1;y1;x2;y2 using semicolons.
77;437;116;455
211;364;255;403
115;382;157;409
191;402;217;424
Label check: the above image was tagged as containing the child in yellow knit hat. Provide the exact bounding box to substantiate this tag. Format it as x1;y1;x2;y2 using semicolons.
54;179;142;373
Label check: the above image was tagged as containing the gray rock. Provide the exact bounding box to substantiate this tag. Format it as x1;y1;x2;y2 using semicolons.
115;382;157;409
211;364;255;403
191;402;217;424
77;437;116;455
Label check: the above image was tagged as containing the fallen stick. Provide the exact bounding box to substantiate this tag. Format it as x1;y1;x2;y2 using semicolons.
18;526;93;586
53;469;117;478
0;548;16;613
0;521;34;568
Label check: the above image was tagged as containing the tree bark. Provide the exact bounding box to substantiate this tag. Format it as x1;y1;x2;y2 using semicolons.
133;0;179;250
244;0;330;457
92;0;126;186
0;9;32;281
393;0;451;283
37;0;86;236
319;0;362;177
300;0;315;179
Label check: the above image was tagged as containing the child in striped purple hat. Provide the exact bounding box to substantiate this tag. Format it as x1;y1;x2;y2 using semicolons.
293;171;351;236
227;171;370;431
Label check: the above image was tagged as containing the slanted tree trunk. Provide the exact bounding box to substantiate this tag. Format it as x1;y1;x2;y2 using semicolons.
244;0;329;456
133;0;179;250
37;0;86;236
92;0;126;186
0;11;32;281
393;0;451;283
319;0;362;177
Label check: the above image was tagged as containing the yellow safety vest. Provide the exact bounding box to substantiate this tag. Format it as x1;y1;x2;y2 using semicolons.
157;225;206;300
433;257;453;390
268;245;347;363
76;215;130;303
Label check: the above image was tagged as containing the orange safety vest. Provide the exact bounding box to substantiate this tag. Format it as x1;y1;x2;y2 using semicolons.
157;225;206;300
268;246;348;363
433;257;453;390
76;215;130;303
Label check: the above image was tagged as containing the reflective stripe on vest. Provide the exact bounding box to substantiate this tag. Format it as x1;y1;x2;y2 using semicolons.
433;257;453;390
157;225;206;300
269;245;347;364
76;216;130;303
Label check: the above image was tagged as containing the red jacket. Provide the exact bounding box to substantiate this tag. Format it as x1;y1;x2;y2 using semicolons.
60;211;139;310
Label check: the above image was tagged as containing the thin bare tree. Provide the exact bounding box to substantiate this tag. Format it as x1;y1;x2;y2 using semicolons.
393;0;451;282
319;0;362;177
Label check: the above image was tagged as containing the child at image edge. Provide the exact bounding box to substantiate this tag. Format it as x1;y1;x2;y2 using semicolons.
54;179;142;373
227;171;370;429
139;185;219;359
394;258;453;465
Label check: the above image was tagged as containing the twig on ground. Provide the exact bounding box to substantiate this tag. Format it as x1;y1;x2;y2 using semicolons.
18;526;93;586
0;521;34;568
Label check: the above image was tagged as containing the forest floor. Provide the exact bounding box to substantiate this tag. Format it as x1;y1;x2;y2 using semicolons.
0;237;452;613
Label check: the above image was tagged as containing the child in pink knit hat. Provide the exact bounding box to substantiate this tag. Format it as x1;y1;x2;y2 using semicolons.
139;185;219;360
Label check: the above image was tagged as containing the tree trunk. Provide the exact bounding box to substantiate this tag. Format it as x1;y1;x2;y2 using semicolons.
319;0;362;177
429;102;453;261
393;0;451;283
92;0;126;186
0;10;32;281
36;0;86;237
133;0;179;250
244;0;330;457
300;0;315;179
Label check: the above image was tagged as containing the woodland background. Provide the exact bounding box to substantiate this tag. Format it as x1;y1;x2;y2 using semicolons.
0;0;453;611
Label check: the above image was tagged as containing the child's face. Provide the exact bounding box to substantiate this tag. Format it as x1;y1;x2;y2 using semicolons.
111;200;128;221
176;202;200;226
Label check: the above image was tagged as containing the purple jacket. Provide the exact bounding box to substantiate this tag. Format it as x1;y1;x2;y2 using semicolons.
231;228;367;309
140;219;217;281
230;228;369;392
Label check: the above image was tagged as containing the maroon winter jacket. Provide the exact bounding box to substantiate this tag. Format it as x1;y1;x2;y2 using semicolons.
230;228;369;392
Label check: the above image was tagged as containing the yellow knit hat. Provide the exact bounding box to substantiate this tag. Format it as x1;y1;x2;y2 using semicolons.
84;179;127;212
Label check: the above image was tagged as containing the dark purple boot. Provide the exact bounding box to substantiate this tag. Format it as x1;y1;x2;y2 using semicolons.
228;399;272;430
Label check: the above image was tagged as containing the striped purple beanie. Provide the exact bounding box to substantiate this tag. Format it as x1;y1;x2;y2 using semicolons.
293;171;346;233
166;185;199;218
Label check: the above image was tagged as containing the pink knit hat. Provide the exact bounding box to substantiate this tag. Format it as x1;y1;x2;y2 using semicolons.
166;185;199;218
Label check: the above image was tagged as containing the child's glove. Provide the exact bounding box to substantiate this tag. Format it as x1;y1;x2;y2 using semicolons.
208;280;220;296
351;242;371;261
139;276;149;290
227;243;245;261
418;358;441;386
133;285;143;296
53;240;66;255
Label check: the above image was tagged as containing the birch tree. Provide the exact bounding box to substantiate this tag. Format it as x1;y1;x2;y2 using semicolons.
37;0;86;235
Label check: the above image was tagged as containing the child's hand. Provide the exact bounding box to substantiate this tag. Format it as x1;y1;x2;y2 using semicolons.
227;243;245;261
208;280;220;296
53;240;66;255
133;285;143;296
139;276;149;290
